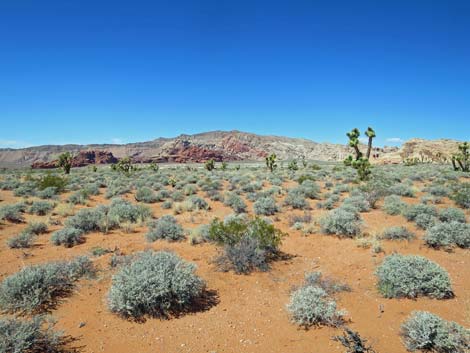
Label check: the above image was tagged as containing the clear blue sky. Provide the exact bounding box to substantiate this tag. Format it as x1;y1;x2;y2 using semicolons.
1;0;469;148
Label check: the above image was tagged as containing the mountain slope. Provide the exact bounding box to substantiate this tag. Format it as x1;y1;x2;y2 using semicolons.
1;130;458;168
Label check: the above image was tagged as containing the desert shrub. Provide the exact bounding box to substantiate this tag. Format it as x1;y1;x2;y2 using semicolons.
13;183;37;197
403;203;438;221
146;215;185;242
36;174;67;192
216;236;268;274
253;196;279;215
415;213;439;230
424;222;470;250
37;186;58;199
65;207;109;233
28;200;54;215
401;311;469;353
383;195;406;215
0;316;69;353
7;231;35;249
375;254;453;299
224;193;247;213
284;189;310;209
188;224;210;245
317;194;340;210
161;200;173;209
183;184;197;196
288;212;312;227
421;194;443;205
450;182;470;209
208;217;285;274
287;286;344;328
424;184;450;197
108;198;152;225
299;180;320;199
53;203;74;217
334;328;377;353
304;272;351;294
439;208;466;223
0;203;26;223
389;183;415;197
320;208;362;238
170;190;184;201
135;186;159;203
187;195;210;210
0;256;94;314
107;251;205;319
67;190;89;205
342;194;371;212
51;227;85;247
379;226;415;241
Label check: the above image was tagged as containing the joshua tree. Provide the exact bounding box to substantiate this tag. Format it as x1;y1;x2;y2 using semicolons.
365;127;376;159
266;153;277;172
344;127;376;181
287;159;299;171
346;128;362;160
149;162;159;172
451;142;469;172
57;152;73;174
205;159;215;171
115;157;134;175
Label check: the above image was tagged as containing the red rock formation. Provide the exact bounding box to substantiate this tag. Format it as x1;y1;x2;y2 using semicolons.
31;150;118;169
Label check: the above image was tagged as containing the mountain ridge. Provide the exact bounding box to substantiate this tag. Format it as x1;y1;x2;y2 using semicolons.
0;130;463;168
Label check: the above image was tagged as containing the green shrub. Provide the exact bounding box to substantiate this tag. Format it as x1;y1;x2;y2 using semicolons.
376;254;453;299
424;222;470;250
146;215;185;242
36;174;67;192
320;208;362;238
51;227;85;248
299;180;320;199
37;186;58;199
0;256;94;314
208;217;285;274
415;213;439;230
383;195;406;215
187;195;210;210
0;316;69;353
253;196;279;215
287;286;344;328
379;226;415;241
107;251;205;319
28;201;55;215
65;207;109;233
401;311;469;353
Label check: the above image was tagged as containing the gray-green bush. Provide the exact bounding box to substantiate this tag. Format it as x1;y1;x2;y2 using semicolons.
320;208;362;238
376;254;453;299
107;251;205;319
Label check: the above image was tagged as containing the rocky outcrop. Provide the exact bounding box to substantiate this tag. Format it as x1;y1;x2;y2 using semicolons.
0;130;461;168
30;150;118;169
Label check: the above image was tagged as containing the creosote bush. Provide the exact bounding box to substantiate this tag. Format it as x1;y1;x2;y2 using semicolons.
209;216;285;274
376;254;453;299
146;215;185;242
401;311;469;353
107;251;205;319
0;256;95;314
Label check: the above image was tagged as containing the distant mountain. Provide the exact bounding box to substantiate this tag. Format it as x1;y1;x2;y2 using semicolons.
0;130;460;168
